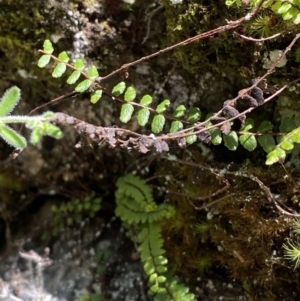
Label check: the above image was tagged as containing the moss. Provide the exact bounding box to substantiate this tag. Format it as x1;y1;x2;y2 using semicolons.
277;91;300;121
162;0;300;87
0;1;66;69
158;149;299;298
243;11;284;38
0;1;77;110
162;0;254;74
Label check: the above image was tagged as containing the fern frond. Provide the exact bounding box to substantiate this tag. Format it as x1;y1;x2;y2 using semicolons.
115;173;174;224
153;273;197;301
116;173;153;206
115;173;195;300
266;123;300;165
115;196;174;224
38;39;290;163
138;224;167;274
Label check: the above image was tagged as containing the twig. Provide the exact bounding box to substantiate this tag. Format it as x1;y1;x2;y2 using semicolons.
161;157;300;217
142;3;164;44
27;91;79;115
188;195;230;211
161;76;300;140
164;33;300;140
225;169;300;217
100;0;267;81
234;32;281;42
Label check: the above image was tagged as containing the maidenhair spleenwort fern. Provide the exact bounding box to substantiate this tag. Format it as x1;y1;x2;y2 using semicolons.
38;40;200;136
115;174;196;301
265;118;300;165
37;39;300;165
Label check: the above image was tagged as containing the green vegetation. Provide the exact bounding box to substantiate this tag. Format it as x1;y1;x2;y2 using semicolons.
0;86;62;148
227;0;300;25
283;219;300;270
33;39;300;165
115;173;195;301
2;0;300;300
43;192;102;239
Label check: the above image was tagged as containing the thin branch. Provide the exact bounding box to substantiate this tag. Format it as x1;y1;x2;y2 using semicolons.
188;195;230;211
161;76;300;140
100;0;267;81
159;157;300;217
234;31;281;42
27;91;79;115
237;131;284;136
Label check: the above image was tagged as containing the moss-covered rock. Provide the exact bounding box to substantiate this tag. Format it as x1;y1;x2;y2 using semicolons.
159;149;298;299
162;0;300;83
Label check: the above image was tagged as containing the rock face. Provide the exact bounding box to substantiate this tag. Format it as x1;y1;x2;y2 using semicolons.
1;1;300;300
0;220;148;301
